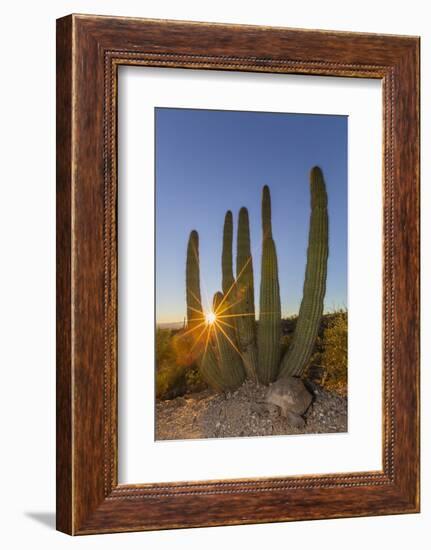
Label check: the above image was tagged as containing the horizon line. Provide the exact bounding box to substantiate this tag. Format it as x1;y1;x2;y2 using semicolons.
157;307;348;325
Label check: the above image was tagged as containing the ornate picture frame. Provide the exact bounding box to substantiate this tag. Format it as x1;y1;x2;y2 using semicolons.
56;14;420;534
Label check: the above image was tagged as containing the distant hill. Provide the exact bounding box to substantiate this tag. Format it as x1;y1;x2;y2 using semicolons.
157;321;184;330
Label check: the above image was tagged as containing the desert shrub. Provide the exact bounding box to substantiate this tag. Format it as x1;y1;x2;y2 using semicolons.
171;330;200;367
319;311;348;395
156;364;186;400
284;310;347;395
156;328;207;400
280;333;292;357
184;365;207;393
155;328;176;368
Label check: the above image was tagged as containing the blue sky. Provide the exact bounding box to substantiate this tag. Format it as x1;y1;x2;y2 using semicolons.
155;107;347;323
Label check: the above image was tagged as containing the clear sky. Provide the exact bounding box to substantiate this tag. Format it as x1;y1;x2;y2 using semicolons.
155;107;347;324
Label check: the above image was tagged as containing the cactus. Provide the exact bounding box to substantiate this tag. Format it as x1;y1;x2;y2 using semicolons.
222;211;235;296
257;186;281;384
184;167;329;392
279;167;329;378
262;185;272;240
185;230;245;391
212;292;246;389
220;210;241;356
186;230;203;331
199;337;224;392
235;207;258;380
184;230;207;366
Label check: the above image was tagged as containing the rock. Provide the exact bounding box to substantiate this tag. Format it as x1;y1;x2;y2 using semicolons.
286;411;306;429
266;376;313;420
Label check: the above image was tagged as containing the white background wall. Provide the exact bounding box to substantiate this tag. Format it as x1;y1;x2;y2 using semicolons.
0;1;427;548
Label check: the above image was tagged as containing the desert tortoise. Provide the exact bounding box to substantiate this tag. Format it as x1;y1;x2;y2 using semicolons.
266;376;313;428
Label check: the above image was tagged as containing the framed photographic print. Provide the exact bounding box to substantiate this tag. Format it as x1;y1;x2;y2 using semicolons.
56;14;420;534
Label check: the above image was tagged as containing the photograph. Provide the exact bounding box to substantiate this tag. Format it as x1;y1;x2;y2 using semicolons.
155;107;348;440
0;1;423;544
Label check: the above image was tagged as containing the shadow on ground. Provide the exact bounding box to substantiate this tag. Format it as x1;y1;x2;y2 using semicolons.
25;512;56;530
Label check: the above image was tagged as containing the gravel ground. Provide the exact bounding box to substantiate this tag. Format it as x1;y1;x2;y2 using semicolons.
155;379;347;440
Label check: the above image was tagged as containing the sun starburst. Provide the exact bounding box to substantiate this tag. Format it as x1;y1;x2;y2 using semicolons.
205;311;217;325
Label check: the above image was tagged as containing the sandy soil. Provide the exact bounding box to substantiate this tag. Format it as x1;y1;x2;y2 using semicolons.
155;380;347;440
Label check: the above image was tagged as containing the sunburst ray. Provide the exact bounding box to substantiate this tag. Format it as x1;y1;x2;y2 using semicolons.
214;295;247;316
216;312;256;319
189;324;210;353
214;320;242;357
177;320;207;340
215;255;253;313
215;318;236;331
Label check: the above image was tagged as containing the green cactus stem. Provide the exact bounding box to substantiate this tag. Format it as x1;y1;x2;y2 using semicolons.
221;210;241;352
257;186;282;384
186;230;203;331
212;292;246;389
199;340;224;392
235;207;258;380
185;231;242;391
184;229;207;366
279;166;329;378
262;184;272;240
222;211;235;296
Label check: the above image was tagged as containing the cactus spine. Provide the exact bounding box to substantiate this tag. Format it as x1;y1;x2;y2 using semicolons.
235;207;258;380
279;167;329;378
257;186;281;384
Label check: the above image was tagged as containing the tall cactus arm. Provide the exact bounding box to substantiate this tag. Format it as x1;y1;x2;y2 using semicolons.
257;235;282;384
222;211;235;296
235;207;258;380
279;166;329;378
257;185;281;384
262;184;272;240
186;230;203;330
